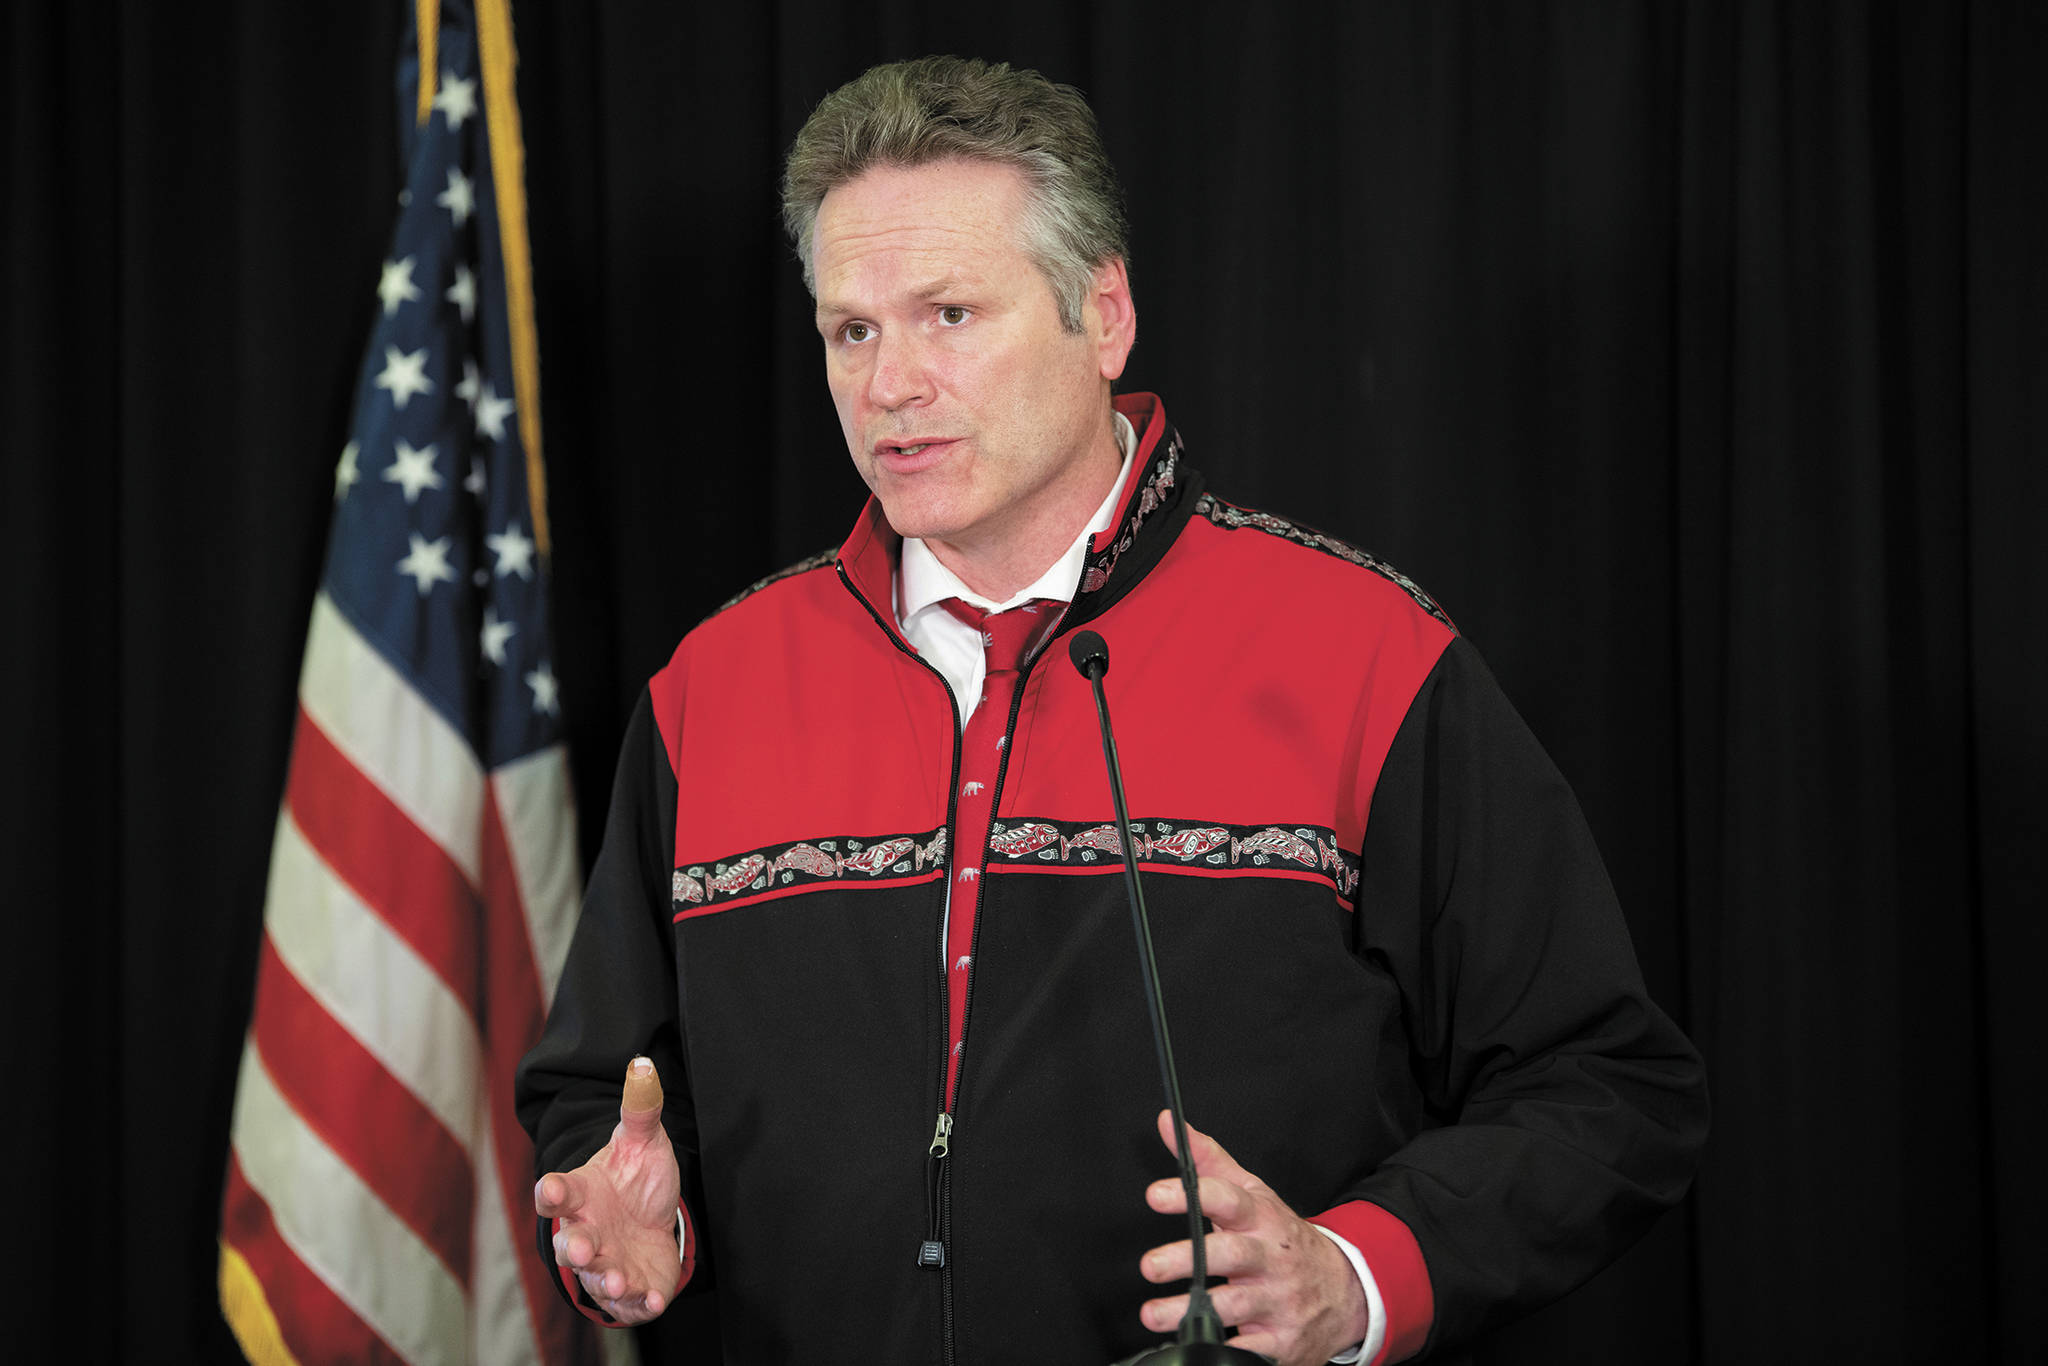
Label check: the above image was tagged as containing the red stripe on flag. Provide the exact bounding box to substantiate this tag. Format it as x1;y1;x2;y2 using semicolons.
250;932;477;1286
479;783;596;1366
221;1151;410;1366
287;704;483;1016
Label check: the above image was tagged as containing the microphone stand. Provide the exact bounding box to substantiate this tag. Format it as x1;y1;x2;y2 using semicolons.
1069;630;1269;1366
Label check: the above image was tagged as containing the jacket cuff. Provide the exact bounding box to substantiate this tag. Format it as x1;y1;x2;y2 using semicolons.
1308;1201;1432;1365
551;1198;696;1326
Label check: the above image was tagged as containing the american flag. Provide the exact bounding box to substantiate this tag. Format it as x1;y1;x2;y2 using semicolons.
218;4;620;1364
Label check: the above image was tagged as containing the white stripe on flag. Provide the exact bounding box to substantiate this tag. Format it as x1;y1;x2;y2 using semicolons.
230;1042;471;1366
471;1119;545;1366
265;807;482;1150
492;745;582;1005
300;590;485;886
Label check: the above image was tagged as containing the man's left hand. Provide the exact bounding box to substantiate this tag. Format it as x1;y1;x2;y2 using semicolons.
1138;1109;1371;1366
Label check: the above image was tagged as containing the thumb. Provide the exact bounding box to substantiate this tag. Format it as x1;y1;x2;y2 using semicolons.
620;1055;665;1139
1155;1108;1248;1184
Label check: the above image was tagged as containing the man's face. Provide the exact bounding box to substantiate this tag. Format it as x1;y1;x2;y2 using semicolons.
812;159;1134;563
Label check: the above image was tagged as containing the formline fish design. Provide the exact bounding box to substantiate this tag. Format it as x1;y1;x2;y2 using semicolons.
772;843;839;879
1230;827;1320;868
988;821;1061;859
1061;823;1138;859
706;853;770;897
684;831;944;906
1147;826;1231;861
837;836;915;876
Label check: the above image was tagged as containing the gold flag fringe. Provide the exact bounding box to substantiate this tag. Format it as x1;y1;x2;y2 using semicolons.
218;1239;305;1366
474;0;551;556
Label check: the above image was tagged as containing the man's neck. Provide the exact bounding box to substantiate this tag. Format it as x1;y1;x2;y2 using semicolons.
923;429;1127;604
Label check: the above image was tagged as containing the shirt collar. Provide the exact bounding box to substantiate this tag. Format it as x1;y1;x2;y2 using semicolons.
899;412;1137;620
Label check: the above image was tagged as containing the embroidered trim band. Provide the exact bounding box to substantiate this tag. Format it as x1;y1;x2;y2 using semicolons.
709;547;839;620
984;816;1360;900
1080;431;1182;596
673;827;949;910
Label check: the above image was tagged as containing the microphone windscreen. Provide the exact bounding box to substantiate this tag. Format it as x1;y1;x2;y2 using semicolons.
1068;629;1109;678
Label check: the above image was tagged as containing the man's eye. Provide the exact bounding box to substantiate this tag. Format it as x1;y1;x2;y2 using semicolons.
842;322;872;343
938;306;969;326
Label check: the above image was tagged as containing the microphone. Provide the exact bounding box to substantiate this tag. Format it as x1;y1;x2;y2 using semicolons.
1068;630;1269;1366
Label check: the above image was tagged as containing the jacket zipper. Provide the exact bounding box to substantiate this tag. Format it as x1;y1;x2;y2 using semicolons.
833;566;967;1293
836;565;1075;1366
919;1110;952;1268
938;645;1046;1364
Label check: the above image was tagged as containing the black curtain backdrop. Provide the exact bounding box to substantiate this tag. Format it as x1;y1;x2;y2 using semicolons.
4;3;2040;1362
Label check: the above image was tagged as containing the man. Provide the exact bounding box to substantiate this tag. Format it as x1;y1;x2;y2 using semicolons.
517;56;1708;1366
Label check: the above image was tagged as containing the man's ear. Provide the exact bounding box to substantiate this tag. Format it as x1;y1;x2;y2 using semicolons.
1088;257;1137;382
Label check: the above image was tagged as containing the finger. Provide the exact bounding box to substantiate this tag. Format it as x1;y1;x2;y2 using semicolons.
620;1056;664;1140
552;1223;598;1270
1154;1109;1252;1187
1139;1290;1190;1335
1198;1229;1268;1277
582;1269;669;1325
535;1170;585;1219
1147;1285;1279;1336
1140;1236;1191;1284
1146;1173;1259;1226
1206;1280;1268;1330
1141;1229;1266;1284
591;1292;666;1326
580;1267;632;1311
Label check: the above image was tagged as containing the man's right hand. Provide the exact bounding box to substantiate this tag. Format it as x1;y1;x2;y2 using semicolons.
533;1056;684;1325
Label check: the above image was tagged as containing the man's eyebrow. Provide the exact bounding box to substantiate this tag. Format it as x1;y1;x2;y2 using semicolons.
814;296;866;329
816;276;978;328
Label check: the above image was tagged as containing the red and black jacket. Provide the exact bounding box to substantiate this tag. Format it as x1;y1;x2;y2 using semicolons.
516;394;1709;1365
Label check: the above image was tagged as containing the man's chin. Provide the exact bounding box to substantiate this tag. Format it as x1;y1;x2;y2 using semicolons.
873;493;977;546
883;515;969;546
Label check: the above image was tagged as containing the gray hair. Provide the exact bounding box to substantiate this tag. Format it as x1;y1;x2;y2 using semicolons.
781;56;1131;333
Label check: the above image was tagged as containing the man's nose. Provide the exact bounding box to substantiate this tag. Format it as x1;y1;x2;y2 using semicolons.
867;332;932;410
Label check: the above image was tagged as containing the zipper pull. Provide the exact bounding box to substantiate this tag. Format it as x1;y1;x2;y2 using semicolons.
918;1111;953;1268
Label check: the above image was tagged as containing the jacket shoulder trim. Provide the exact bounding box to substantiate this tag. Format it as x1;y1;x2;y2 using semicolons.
1192;493;1454;631
707;548;839;621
